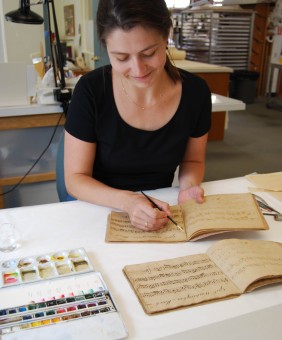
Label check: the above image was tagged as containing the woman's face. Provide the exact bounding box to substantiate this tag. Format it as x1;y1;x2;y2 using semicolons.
106;25;168;87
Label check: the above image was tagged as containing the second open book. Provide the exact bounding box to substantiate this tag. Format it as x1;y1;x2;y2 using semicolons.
106;193;268;242
123;238;282;314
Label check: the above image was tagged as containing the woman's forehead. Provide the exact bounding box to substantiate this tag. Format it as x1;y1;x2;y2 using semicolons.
106;26;165;52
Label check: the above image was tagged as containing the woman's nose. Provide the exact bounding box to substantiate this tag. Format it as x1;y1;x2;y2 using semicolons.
131;57;146;76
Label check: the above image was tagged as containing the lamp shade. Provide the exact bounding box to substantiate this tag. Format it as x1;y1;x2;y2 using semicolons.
5;0;44;25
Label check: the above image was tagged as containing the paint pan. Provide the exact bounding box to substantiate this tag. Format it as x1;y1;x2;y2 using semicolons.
0;248;94;288
0;275;118;335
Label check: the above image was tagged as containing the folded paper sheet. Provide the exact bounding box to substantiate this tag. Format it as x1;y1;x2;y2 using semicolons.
246;172;282;202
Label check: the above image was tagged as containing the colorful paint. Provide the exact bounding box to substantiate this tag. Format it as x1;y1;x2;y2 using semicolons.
3;272;19;285
0;289;116;334
0;248;93;288
0;291;117;334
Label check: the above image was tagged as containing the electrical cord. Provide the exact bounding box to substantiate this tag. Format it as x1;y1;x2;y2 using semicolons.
0;103;67;197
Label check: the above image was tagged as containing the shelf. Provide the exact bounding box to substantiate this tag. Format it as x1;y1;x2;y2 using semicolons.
176;8;254;70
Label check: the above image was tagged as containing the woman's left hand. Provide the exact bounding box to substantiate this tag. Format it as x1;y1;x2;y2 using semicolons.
178;185;204;205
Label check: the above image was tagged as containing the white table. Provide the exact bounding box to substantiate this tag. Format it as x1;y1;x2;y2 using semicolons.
211;93;245;112
266;62;282;109
1;176;281;339
0;104;63;118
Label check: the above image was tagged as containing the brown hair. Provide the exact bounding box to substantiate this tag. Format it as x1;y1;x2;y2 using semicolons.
96;0;180;83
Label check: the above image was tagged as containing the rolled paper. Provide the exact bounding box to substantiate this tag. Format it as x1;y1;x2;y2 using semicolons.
167;47;186;60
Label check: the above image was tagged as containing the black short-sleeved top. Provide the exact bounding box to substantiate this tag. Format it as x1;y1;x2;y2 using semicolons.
65;65;211;191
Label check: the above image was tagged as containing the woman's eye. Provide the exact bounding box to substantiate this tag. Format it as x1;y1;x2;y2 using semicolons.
115;49;156;62
143;50;156;58
117;57;128;62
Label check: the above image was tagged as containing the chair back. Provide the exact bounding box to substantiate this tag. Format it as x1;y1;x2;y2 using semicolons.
56;133;69;202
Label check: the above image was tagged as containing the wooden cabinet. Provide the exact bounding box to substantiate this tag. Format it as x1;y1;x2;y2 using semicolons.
196;72;230;141
195;72;230;97
173;60;233;141
242;3;273;96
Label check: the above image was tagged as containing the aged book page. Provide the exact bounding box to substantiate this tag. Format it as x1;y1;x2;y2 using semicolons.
123;239;282;315
123;253;241;314
106;206;187;242
183;193;268;240
106;193;268;242
207;239;282;292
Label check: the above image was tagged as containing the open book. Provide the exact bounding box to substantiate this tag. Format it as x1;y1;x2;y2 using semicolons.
123;238;282;314
106;193;268;242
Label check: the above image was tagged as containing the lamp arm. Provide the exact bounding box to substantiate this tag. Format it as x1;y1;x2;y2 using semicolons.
44;1;58;88
45;0;71;111
43;0;65;89
49;0;66;89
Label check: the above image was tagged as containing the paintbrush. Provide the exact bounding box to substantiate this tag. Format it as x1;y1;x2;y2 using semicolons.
141;191;185;232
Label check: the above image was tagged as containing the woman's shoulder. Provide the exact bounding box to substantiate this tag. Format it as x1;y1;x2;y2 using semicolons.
72;65;112;97
178;67;205;83
178;68;211;94
84;64;111;77
78;65;112;83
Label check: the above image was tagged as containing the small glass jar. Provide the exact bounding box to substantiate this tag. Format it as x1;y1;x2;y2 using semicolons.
0;223;21;252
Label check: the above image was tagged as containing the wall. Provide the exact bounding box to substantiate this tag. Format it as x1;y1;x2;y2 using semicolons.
54;0;93;66
0;0;109;68
54;0;80;59
0;0;90;64
0;2;5;62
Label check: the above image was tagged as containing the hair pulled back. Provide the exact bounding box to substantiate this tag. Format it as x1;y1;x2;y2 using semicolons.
96;0;180;82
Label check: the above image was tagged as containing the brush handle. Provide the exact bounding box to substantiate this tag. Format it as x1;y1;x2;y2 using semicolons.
141;191;184;231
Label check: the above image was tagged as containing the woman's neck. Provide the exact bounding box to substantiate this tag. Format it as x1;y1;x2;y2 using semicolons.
115;70;168;110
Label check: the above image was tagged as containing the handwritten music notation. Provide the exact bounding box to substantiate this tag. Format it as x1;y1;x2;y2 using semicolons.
123;239;282;314
123;254;240;314
107;207;186;242
207;239;282;292
106;193;269;243
184;194;265;239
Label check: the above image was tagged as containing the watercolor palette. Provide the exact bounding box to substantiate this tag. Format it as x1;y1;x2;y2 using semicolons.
0;248;94;288
0;272;127;337
0;292;116;334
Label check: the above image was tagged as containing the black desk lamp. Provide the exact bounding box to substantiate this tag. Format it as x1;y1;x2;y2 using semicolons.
5;0;72;112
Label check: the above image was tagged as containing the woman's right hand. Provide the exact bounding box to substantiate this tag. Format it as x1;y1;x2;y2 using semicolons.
125;192;171;231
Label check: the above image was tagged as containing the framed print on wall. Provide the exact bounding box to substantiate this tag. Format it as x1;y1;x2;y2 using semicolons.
64;5;75;36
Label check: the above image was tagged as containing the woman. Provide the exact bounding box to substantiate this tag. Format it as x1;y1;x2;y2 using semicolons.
64;0;211;231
